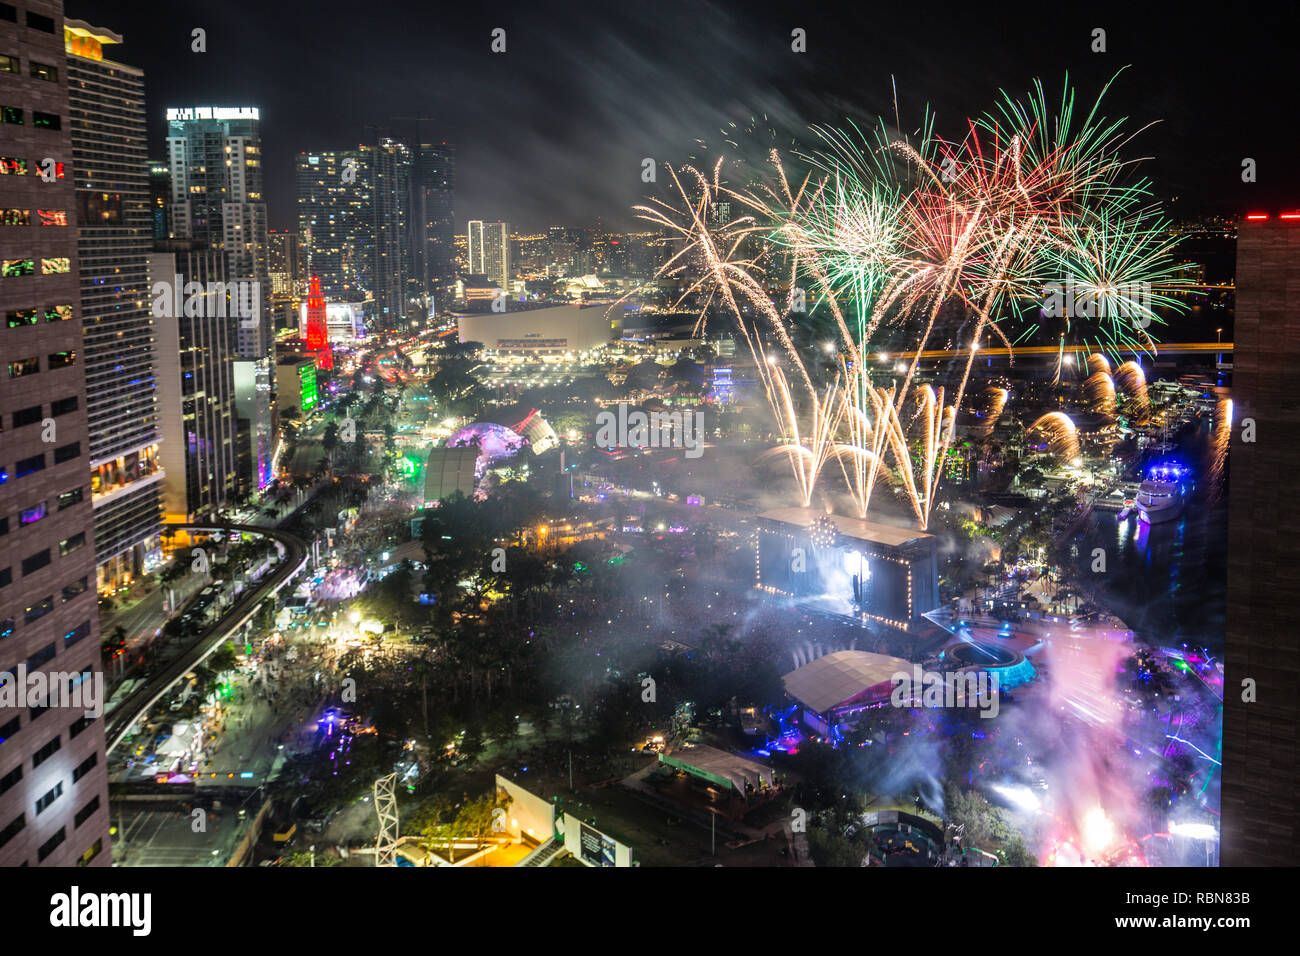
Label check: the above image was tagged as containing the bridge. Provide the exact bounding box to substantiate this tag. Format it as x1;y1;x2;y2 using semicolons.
868;342;1233;361
104;523;308;754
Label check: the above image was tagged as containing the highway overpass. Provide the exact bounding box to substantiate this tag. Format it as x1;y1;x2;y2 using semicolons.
105;523;308;754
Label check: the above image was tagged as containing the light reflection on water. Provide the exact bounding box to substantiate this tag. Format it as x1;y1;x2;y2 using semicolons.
1071;422;1228;652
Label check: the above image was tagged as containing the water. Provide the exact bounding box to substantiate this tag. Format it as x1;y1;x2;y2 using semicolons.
1068;424;1229;653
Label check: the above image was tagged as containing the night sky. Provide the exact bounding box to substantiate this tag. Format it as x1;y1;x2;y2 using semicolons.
73;0;1297;231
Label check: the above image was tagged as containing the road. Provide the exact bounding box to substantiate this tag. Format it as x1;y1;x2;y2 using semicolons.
103;573;208;669
105;523;308;754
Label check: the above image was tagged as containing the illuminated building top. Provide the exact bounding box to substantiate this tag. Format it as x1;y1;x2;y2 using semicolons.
64;19;123;60
166;107;261;122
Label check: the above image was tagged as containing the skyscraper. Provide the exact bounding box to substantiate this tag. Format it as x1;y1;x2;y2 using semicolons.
149;241;239;523
166;106;272;490
164;106;268;350
147;159;168;240
267;229;303;297
367;135;410;330
66;18;163;592
467;220;511;292
411;141;454;298
298;136;413;332
296;149;370;302
1221;211;1300;865
0;0;111;867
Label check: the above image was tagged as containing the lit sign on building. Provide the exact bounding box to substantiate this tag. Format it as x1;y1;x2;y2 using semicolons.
300;364;317;412
165;107;261;122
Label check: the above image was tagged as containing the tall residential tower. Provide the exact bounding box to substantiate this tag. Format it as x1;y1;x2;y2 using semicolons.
0;0;111;868
466;219;510;293
66;18;163;591
165;106;272;490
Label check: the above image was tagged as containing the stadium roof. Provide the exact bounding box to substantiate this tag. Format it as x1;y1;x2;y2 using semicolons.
781;650;915;714
759;507;935;549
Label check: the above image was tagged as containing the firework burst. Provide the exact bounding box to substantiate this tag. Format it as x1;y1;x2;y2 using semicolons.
636;74;1187;528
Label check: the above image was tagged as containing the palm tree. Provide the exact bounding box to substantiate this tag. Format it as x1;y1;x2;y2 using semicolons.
321;422;339;474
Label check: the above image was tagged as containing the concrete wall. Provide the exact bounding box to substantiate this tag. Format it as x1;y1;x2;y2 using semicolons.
494;774;555;843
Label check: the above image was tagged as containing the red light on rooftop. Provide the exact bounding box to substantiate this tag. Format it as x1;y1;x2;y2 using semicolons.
1245;214;1269;220
1280;212;1300;220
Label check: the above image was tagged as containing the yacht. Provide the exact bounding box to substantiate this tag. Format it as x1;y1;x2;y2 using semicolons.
1136;462;1189;524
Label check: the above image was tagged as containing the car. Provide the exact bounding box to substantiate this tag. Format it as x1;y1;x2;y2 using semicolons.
304;809;336;833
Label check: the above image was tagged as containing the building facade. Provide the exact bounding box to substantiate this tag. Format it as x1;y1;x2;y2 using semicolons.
0;0;111;867
411;141;454;300
266;229;303;296
66;18;163;591
295;148;370;303
367;136;410;331
149;241;239;522
467;219;510;292
297;136;414;332
1221;212;1300;865
165;105;271;490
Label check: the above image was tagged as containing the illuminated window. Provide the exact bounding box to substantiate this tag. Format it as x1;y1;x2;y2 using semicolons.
0;55;17;74
31;111;58;130
59;532;85;556
36;209;67;226
47;350;76;369
19;502;46;525
35;782;62;815
24;596;52;623
8;357;38;378
77;838;103;867
41;257;70;274
16;455;44;480
0;157;28;175
1;208;29;225
0;105;20;124
29;61;56;82
2;258;34;277
6;309;38;327
45;304;72;322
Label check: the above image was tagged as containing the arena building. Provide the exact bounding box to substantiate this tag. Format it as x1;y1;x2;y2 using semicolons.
454;302;618;354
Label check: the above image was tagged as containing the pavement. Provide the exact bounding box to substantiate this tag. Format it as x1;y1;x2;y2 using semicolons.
114;805;253;867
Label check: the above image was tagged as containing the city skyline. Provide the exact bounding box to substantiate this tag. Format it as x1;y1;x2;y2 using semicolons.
68;0;1299;232
3;0;1297;904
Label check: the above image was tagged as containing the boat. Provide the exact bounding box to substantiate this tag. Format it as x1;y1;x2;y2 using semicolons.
1136;461;1190;524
